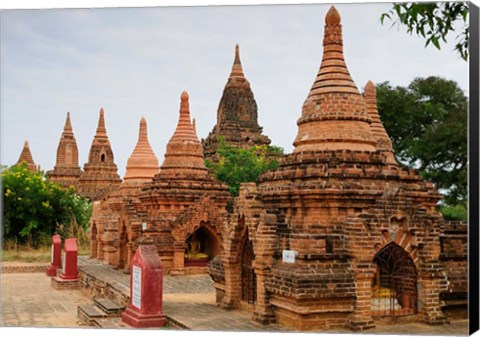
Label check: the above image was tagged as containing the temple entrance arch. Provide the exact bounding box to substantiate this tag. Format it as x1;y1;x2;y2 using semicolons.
371;242;417;318
241;233;256;304
184;225;221;268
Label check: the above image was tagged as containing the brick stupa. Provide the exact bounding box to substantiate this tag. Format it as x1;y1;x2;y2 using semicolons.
293;6;376;153
90;117;159;270
202;45;271;161
47;112;83;188
16;140;38;172
138;91;231;273
210;6;451;330
78;108;121;201
364;80;397;165
124;117;159;184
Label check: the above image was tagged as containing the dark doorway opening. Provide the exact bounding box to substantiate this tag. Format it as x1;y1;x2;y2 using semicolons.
241;233;256;304
372;242;417;317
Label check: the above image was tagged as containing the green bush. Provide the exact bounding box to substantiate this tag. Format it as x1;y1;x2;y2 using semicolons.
2;163;92;247
438;204;467;222
206;140;283;196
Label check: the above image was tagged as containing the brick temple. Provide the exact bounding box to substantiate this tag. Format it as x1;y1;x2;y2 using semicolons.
47;112;83;188
207;6;466;331
14;5;467;331
90;92;231;275
202;44;271;162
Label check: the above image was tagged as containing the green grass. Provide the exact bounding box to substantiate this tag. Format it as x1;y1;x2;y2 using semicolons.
1;241;91;263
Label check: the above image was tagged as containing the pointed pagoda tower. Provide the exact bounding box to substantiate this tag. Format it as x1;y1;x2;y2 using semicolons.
16;140;38;172
364;80;398;165
78;108;121;201
202;44;271;161
47;112;83;188
139;91;230;273
293;6;376;153
215;6;447;330
124;117;159;184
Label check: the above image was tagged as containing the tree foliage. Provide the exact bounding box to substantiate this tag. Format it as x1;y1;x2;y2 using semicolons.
206;141;284;196
376;76;468;206
2;163;92;246
381;2;469;60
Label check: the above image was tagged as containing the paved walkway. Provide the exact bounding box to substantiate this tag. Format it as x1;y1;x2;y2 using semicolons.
0;272;90;327
0;257;470;335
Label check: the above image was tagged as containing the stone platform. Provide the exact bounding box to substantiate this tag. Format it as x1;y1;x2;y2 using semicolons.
77;256;285;331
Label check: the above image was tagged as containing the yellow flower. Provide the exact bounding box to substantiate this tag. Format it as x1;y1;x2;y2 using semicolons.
17;197;22;201
25;187;30;191
42;201;50;208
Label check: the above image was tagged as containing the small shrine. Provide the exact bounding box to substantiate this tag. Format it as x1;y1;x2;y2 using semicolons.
47;112;83;189
90;117;159;270
78;108;122;201
137;91;231;274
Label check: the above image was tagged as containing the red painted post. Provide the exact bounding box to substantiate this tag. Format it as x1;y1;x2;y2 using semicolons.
46;234;62;277
121;244;166;328
59;238;78;280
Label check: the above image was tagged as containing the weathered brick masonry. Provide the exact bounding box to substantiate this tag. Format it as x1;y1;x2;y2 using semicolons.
209;6;467;331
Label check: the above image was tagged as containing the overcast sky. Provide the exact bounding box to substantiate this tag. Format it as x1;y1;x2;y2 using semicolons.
0;1;470;178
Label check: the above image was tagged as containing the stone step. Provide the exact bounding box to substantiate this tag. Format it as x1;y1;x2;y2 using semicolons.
93;317;131;329
93;297;125;316
78;304;108;326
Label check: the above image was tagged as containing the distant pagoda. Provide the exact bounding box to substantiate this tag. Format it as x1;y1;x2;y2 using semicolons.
15;140;39;172
47;112;83;188
202;44;271;162
78;108;121;201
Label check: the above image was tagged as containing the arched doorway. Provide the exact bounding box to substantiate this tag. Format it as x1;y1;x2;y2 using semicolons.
241;234;256;304
372;242;417;317
184;226;220;267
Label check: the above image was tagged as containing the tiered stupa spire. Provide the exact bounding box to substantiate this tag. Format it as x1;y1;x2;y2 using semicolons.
293;6;376;153
16;140;38;171
364;80;397;165
78;108;121;201
156;91;208;179
55;112;79;167
202;44;271;161
124;117;159;182
46;112;82;188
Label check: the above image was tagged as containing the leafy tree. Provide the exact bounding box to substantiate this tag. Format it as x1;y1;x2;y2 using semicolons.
376;76;468;207
206;141;284;196
2;163;92;246
381;2;469;60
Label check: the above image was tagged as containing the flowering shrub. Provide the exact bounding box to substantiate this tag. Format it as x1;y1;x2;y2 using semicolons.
2;163;92;246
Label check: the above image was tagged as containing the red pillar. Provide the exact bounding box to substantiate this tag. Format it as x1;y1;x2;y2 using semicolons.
46;234;62;277
59;238;78;280
121;244;167;328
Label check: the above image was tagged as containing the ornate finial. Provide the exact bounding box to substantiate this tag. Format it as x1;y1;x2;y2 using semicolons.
139;117;147;136
64;112;73;132
234;44;241;65
96;107;107;136
323;6;343;46
228;44;245;79
365;80;376;96
181;91;189;102
325;6;341;25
